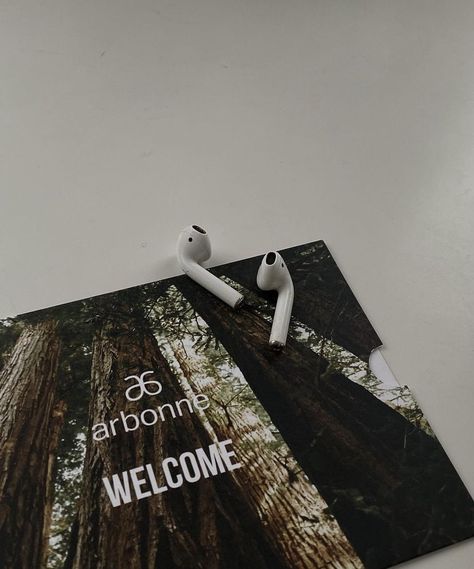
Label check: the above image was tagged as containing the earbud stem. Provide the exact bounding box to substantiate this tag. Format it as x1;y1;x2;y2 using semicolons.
269;283;294;349
185;262;244;309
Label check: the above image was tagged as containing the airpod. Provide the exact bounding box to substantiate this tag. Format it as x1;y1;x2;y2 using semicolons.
177;225;244;309
257;251;294;350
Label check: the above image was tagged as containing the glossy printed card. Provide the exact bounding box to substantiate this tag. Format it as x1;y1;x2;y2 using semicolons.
0;240;472;569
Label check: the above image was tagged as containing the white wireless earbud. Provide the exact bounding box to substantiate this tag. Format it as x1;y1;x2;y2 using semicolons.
257;251;294;350
177;225;244;309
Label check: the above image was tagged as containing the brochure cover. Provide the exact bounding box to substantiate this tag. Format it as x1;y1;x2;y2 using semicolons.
0;240;472;569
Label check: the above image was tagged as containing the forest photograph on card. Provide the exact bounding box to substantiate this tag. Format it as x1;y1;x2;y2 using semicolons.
0;241;473;569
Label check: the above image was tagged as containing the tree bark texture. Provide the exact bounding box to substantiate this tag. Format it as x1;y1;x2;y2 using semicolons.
0;320;61;569
172;344;363;569
176;277;474;569
67;304;289;569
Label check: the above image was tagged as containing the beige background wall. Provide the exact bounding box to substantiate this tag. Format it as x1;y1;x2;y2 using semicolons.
1;2;473;566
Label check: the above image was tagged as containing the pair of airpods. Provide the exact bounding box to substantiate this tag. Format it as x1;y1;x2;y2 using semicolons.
177;225;294;350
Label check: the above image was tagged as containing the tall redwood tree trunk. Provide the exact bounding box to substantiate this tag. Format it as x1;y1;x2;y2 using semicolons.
67;302;289;569
172;344;363;569
176;277;474;569
41;399;67;569
0;320;61;569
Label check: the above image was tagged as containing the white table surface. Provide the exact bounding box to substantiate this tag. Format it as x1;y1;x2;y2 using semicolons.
1;1;473;567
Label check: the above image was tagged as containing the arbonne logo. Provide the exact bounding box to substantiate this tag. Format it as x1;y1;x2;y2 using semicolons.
124;370;162;401
91;369;211;441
